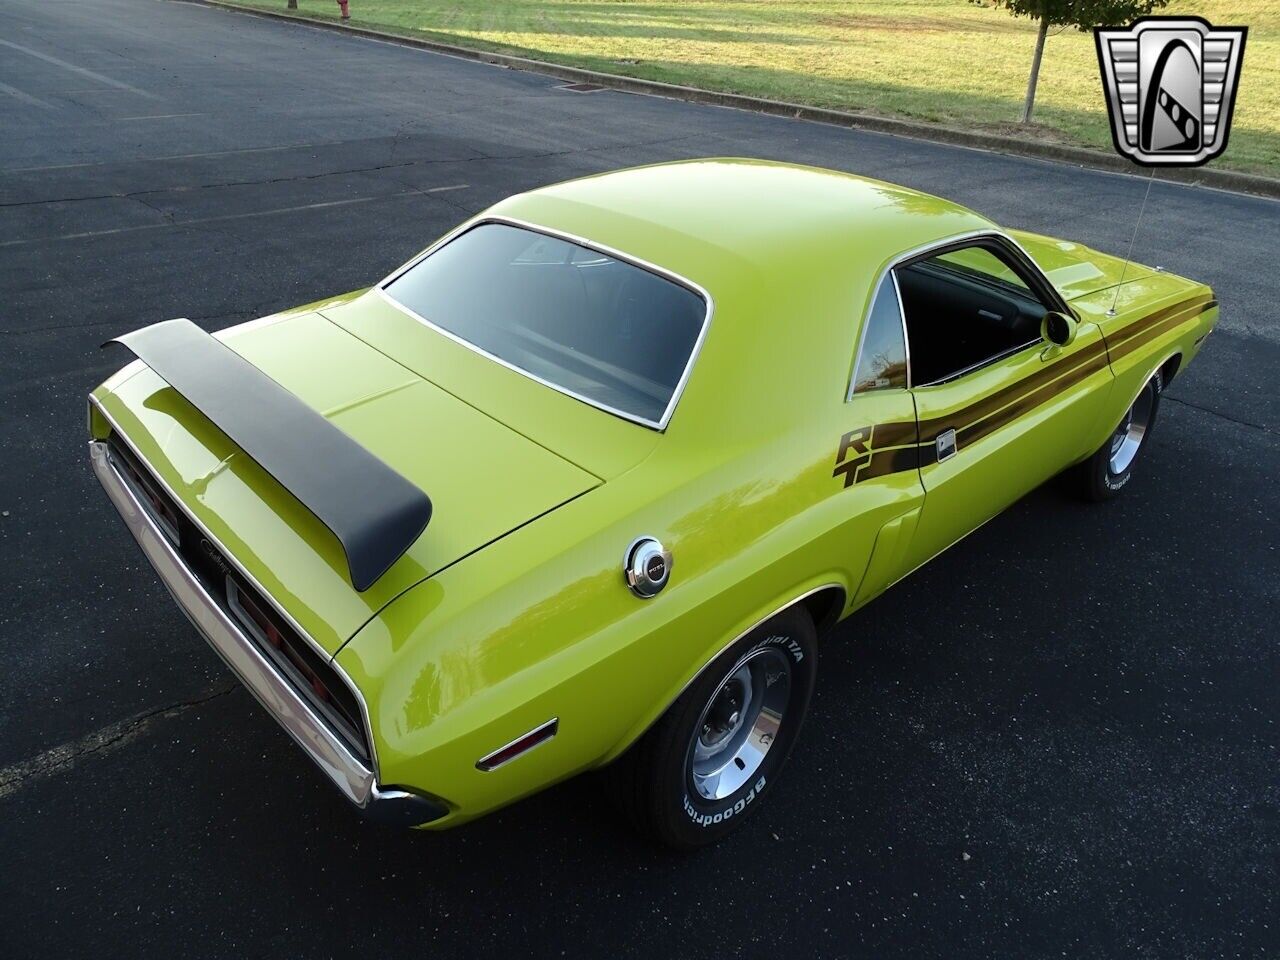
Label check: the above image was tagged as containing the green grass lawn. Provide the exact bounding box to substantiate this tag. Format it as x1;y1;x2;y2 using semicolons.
235;0;1279;176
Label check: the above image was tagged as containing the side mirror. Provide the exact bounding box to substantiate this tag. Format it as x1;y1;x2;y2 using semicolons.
1041;310;1077;348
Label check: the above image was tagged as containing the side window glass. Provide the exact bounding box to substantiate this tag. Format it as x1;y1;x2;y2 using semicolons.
896;242;1050;386
852;276;908;393
933;247;1030;294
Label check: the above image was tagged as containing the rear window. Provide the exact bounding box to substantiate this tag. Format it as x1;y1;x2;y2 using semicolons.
383;222;708;427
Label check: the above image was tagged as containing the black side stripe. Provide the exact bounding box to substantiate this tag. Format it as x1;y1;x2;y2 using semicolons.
839;296;1216;483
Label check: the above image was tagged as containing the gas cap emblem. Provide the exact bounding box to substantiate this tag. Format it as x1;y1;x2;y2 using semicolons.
624;537;672;598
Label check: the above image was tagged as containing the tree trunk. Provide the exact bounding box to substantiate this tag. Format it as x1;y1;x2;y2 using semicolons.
1021;14;1050;124
287;0;297;8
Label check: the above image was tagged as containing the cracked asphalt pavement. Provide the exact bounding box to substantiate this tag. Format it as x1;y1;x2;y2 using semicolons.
0;0;1276;956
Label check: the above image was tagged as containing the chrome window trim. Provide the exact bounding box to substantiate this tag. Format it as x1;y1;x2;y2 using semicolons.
88;395;381;778
913;337;1043;388
375;214;714;432
891;269;912;391
846;229;1069;401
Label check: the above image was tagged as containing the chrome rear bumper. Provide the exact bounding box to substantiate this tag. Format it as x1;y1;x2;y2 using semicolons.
89;439;444;827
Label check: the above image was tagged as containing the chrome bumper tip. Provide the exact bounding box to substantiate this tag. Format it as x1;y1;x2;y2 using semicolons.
363;786;449;827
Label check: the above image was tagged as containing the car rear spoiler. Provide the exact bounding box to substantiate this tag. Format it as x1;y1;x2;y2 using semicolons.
104;319;432;592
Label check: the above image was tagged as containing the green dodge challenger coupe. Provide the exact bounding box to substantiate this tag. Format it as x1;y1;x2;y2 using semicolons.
89;160;1217;847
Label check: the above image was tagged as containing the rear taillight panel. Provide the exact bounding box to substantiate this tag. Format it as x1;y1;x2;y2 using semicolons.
107;434;371;764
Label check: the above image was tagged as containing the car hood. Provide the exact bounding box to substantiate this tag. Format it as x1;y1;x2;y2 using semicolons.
1011;229;1155;301
95;310;600;654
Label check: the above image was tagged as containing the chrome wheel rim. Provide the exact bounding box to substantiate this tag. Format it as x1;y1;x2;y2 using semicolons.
1109;380;1156;475
688;648;791;801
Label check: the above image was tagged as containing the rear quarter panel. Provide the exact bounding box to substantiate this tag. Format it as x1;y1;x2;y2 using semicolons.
336;445;843;823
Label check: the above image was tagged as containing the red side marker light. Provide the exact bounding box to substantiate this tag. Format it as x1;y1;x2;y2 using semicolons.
475;718;559;772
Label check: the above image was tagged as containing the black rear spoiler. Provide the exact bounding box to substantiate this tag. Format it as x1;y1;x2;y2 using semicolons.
105;319;432;592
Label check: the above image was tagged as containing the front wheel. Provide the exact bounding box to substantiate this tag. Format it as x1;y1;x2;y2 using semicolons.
1076;371;1162;501
608;606;817;849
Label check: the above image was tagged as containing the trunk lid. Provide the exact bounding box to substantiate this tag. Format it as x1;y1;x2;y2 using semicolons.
317;291;663;482
95;311;599;654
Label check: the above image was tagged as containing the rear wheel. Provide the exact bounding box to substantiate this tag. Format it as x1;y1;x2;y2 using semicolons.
1077;371;1162;501
608;606;817;849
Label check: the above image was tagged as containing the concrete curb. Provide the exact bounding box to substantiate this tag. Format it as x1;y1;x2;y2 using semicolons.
181;0;1280;201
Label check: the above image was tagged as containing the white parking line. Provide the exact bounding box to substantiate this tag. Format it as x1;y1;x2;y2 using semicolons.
0;184;470;247
0;79;54;110
55;88;144;94
0;37;160;99
4;140;329;173
117;113;205;121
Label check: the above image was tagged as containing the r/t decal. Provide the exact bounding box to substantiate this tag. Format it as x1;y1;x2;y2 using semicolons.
833;426;872;488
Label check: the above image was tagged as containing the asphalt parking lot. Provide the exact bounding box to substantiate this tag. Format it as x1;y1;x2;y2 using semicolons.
1;0;1277;956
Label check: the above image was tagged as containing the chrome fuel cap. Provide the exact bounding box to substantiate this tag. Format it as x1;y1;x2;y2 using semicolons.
624;537;672;598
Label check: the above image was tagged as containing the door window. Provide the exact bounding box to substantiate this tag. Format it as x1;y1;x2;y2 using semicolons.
895;241;1050;385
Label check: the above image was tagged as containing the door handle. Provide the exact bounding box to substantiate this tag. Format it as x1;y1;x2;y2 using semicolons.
935;429;958;462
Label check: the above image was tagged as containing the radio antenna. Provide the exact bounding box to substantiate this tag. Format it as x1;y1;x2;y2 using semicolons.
1109;168;1157;317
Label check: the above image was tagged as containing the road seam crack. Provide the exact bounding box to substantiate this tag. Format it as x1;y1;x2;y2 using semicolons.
1163;394;1268;432
0;683;237;800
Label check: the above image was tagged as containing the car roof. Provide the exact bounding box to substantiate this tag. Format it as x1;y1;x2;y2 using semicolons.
471;160;1002;442
488;158;997;290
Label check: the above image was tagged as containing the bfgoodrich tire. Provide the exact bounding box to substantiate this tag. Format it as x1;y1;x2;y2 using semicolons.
1077;371;1162;502
609;606;817;849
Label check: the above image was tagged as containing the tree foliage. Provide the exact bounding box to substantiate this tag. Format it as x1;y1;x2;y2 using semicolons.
988;0;1169;30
